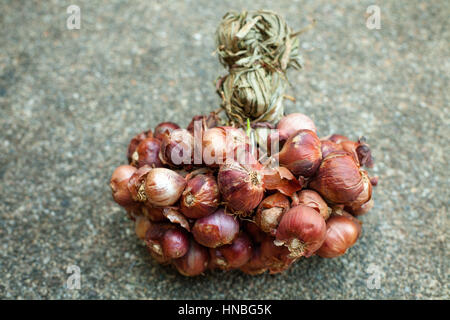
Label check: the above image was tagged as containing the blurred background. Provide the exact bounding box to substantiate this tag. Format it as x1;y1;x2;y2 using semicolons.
0;0;448;299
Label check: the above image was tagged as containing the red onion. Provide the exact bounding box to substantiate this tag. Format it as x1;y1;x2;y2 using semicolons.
187;113;220;133
173;239;209;276
340;138;374;168
154;122;180;140
142;205;165;222
275;205;327;258
161;228;189;259
192;208;239;248
144;168;186;206
127;165;152;202
110;165;137;207
180;172;220;219
202;127;248;166
277;113;317;138
218;233;253;268
317;212;362;258
278;129;322;178
309;152;365;204
132;137;162;168
218;160;264;215
159;129;194;167
255;193;290;236
127;130;153;163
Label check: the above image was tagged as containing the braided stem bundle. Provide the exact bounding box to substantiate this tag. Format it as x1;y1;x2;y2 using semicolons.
216;10;304;125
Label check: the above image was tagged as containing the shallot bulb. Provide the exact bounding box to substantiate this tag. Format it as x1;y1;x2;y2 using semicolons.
275;205;327;258
202;126;248;166
218;160;264;214
159;129;194;167
317;212;362;258
340;138;374;168
343;170;372;212
144;168;186;206
127;165;152;202
154;122;180;141
277;113;317;138
192;208;239;248
161;228;189;259
173;239;209;276
180;172;220;219
127;130;153;163
255;193;290;236
210;233;253;269
110;165;137;207
295;190;331;220
131;137;162;168
278;129;322;178
309;152;365;204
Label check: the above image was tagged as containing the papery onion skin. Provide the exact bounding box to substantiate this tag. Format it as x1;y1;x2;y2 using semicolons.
159;129;194;167
192;208;239;248
144;168;186;206
277;113;317;138
255;193;290;236
340;139;374;168
218;160;264;214
161;228;189;259
218;233;253;268
309;152;364;204
110;165;137;207
127;165;152;202
132;138;162;168
296;190;330;220
278;129;322;178
173;239;209;276
275;205;327;258
180;173;220;219
260;235;294;274
127;130;153;163
317;212;362;258
154;122;180;141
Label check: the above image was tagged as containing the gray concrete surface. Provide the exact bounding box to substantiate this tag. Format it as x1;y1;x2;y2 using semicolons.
0;0;448;299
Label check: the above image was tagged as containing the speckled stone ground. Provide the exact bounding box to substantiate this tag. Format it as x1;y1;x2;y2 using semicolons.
0;0;448;299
